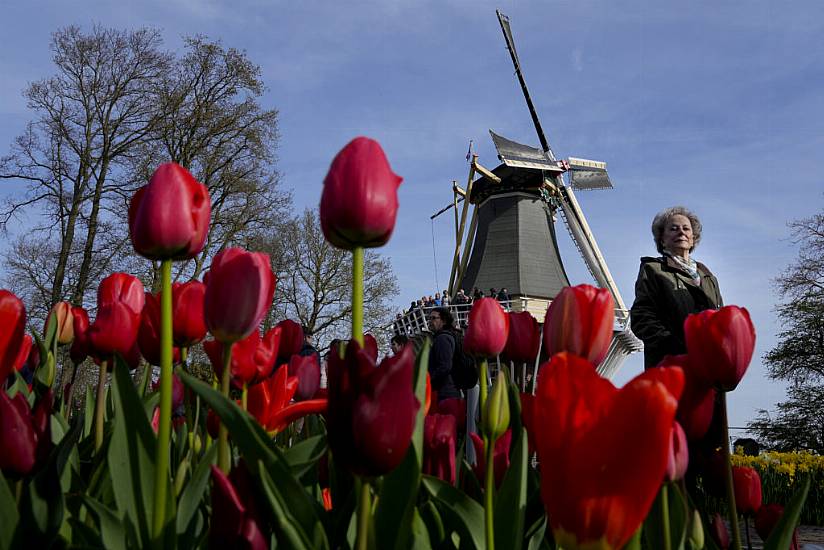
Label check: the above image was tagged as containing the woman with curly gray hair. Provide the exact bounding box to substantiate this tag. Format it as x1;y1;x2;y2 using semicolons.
630;206;723;369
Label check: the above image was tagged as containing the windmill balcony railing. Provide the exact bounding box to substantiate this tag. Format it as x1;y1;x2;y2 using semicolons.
393;298;631;337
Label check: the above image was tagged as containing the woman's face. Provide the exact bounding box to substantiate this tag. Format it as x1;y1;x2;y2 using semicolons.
662;214;694;256
391;341;403;354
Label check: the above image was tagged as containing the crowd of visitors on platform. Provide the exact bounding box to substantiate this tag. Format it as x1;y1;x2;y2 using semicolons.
403;286;512;317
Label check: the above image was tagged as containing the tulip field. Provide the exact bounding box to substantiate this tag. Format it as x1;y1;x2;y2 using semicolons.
0;137;816;549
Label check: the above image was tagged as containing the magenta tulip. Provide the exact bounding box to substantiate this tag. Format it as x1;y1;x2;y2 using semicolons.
755;504;799;549
665;421;689;481
138;292;181;366
288;354;320;400
463;298;509;358
70;306;91;364
684;305;756;391
326;340;419;477
710;513;731;549
469;429;512;488
209;466;267;549
543;284;614;366
204;247;275;343
319;137;402;250
129;162;211;260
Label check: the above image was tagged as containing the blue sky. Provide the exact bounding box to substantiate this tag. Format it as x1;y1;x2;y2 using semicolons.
2;0;823;430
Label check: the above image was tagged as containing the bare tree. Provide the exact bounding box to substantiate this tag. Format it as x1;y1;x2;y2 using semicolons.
0;26;171;309
269;208;399;351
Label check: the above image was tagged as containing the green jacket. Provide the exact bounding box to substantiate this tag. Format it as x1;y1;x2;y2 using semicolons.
630;256;723;369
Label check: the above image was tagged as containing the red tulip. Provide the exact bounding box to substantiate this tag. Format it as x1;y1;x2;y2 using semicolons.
172;281;207;347
129;162;211;260
288;354;320;400
469;429;512;488
0;391;37;475
533;352;683;550
96;273;145;314
423;414;457;485
209;466;267;549
89;301;141;361
25;341;40;372
274;319;303;364
205;326;281;389
12;335;33;373
152;374;185;412
733;466;762;516
327;340;419;477
665;421;689;481
710;513;730;549
45;301;74;345
658;354;717;441
755;504;799;549
520;392;537;455
138;292;181;366
464;298;509;358
248;365;298;431
432;397;466;433
204;247;275;343
543;284;614;366
503;311;541;363
31;390;53;466
320;136;402;250
363;333;378;363
684;306;756;391
70;306;91;364
0;289;27;382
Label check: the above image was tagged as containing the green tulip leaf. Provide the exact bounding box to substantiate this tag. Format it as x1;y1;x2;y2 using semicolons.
284;434;327;478
764;475;810;550
495;428;529;550
419;500;446;545
0;476;19;549
83;384;95;439
82;496;127;550
176;443;217;537
257;461;317;550
643;482;688;550
621;526;643;550
108;357;168;548
376;446;421;549
178;369;329;550
422;474;485;549
524;514;549;550
409;508;432;550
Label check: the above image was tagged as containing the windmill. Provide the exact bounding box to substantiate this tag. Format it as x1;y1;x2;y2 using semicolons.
438;10;642;378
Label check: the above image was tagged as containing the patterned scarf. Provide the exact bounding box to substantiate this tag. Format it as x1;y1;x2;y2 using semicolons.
664;251;701;285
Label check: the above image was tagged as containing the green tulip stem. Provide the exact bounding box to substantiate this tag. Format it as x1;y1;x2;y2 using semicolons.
152;258;175;542
180;346;188;365
479;358;489;425
356;478;371;550
720;391;743;550
661;483;672;550
241;384;248;411
484;435;496;550
94;360;108;452
218;343;234;473
352;246;364;346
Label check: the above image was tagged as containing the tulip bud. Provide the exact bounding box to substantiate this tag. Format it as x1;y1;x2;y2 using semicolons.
464;298;509;358
755;504;799;548
665;421;689;481
732;466;762;516
543;284;614;366
1;289;27;383
320;137;402;250
483;374;510;442
684;306;756;392
709;513;730;549
204;248;275;343
469;430;512;488
45;301;75;345
129;163;211;261
687;509;704;550
70;306;91;364
35;351;56;389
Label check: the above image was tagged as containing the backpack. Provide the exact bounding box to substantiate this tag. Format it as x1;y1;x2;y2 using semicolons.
446;331;478;390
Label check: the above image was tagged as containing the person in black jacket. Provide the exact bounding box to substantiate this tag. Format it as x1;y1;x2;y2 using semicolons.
631;206;723;370
427;307;461;401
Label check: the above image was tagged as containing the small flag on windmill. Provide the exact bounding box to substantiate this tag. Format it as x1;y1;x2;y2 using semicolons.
465;139;473;162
